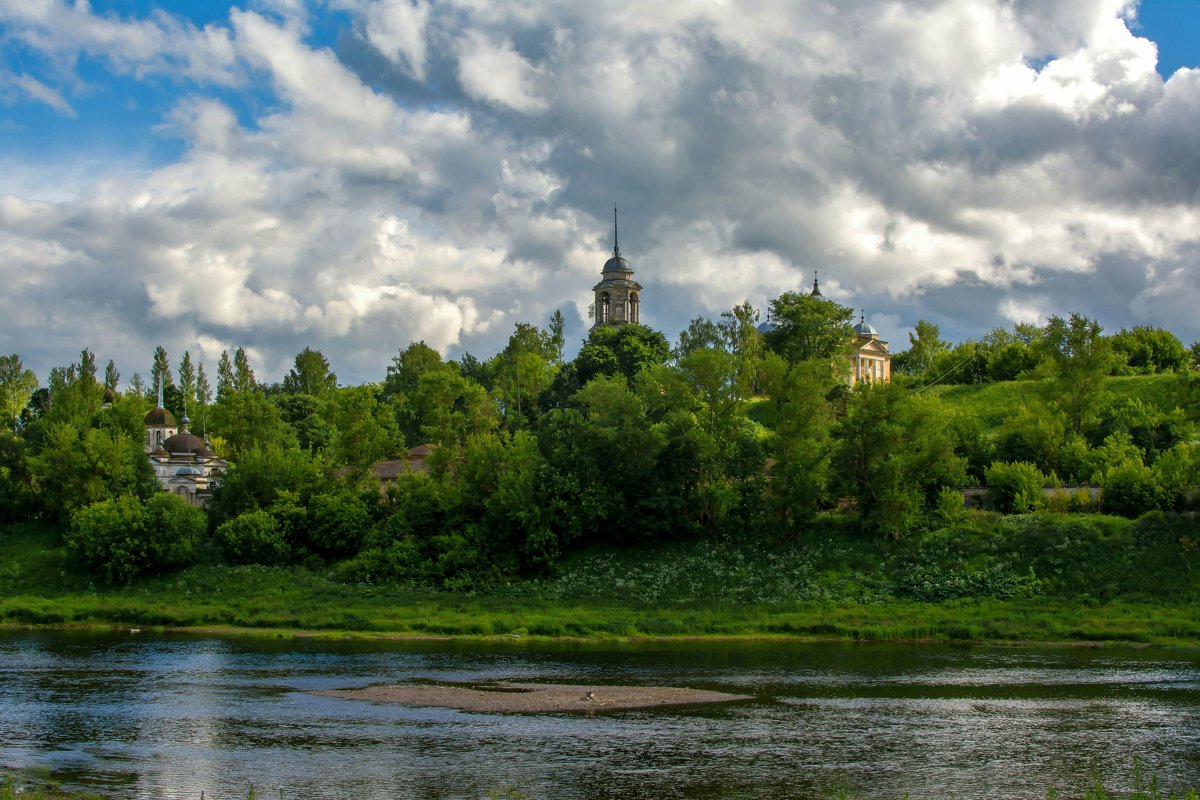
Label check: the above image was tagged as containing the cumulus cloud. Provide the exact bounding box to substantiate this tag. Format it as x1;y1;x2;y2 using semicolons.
0;0;1199;385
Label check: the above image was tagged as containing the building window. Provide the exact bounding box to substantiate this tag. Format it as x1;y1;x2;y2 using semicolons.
600;293;610;323
630;292;639;323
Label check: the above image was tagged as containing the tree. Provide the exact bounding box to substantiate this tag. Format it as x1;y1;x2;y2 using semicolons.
898;320;948;378
232;347;257;393
216;509;290;565
575;324;671;385
77;349;97;385
547;309;567;364
832;382;967;538
1109;326;1189;374
28;423;151;518
984;461;1047;514
413;368;496;445
676;316;723;359
208;391;296;458
1038;313;1117;436
207;443;331;529
128;372;147;401
1102;460;1162;518
720;301;764;393
282;347;338;395
383;341;444;400
0;354;38;432
151;346;173;395
770;360;841;526
327;385;402;469
490;324;558;428
763;291;855;366
67;493;203;582
216;351;234;400
103;360;120;392
178;351;196;411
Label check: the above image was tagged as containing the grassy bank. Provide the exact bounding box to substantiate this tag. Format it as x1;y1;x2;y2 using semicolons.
3;517;1199;645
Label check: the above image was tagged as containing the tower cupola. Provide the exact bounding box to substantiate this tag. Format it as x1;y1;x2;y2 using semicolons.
591;206;643;327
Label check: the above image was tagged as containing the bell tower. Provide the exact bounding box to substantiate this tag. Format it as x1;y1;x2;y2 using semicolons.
592;207;642;327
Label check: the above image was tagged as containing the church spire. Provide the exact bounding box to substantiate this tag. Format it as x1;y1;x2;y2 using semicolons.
612;205;620;258
811;270;822;298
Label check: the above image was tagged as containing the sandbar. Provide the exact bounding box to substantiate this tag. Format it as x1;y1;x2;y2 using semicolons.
314;681;752;713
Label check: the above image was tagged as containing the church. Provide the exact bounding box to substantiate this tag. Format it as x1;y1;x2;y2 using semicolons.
757;273;892;385
592;208;642;327
143;381;227;507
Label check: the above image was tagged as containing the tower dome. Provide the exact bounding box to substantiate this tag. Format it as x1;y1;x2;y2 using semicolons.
144;406;177;426
592;206;642;327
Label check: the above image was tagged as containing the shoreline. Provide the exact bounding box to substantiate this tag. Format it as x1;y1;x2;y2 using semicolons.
3;620;1198;650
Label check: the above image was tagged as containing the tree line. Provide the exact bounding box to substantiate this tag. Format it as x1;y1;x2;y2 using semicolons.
1;293;1198;586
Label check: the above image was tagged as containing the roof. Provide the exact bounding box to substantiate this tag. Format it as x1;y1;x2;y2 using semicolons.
162;431;208;455
602;254;633;274
356;444;441;483
854;321;878;337
144;406;177;426
593;277;642;291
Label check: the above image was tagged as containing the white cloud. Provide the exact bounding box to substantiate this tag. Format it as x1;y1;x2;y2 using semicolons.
4;72;75;117
455;31;547;113
2;0;1200;381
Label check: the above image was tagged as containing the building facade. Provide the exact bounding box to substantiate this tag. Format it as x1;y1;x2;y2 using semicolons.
143;383;227;507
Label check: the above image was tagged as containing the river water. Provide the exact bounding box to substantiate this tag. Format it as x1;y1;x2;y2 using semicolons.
1;630;1199;799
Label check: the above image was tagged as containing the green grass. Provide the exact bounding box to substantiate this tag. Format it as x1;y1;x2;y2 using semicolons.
3;515;1199;644
929;373;1190;427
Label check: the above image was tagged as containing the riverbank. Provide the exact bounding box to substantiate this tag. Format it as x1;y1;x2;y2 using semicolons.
3;593;1199;646
3;517;1199;646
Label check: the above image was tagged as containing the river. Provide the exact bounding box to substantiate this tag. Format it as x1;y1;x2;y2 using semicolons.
1;630;1198;799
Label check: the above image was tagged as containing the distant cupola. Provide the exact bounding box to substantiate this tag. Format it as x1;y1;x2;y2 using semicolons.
591;206;643;327
810;271;823;298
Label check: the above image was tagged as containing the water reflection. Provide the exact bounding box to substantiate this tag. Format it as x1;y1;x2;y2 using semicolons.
1;632;1198;799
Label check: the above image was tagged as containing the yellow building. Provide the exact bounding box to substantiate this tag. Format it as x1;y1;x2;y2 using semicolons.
849;312;891;386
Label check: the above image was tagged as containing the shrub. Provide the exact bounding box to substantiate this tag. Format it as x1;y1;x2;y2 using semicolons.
306;491;372;557
66;493;202;582
1102;460;1163;518
985;461;1046;514
216;509;290;565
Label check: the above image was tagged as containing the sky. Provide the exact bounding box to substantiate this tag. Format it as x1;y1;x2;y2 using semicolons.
2;0;1200;386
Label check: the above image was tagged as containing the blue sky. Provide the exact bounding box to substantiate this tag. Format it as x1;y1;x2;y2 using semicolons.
1137;0;1200;76
2;1;1200;384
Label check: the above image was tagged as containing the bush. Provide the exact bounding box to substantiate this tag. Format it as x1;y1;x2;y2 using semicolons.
1102;460;1163;518
216;509;290;565
66;493;202;582
985;461;1047;514
305;491;372;557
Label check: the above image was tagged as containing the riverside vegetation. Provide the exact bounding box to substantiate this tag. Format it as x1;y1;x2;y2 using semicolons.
1;297;1200;642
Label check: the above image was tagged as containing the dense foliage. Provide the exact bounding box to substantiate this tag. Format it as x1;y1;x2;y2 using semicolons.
0;300;1197;592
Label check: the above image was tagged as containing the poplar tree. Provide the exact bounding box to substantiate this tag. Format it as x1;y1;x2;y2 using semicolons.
103;360;120;392
178;351;196;410
216;351;234;400
233;347;257;393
